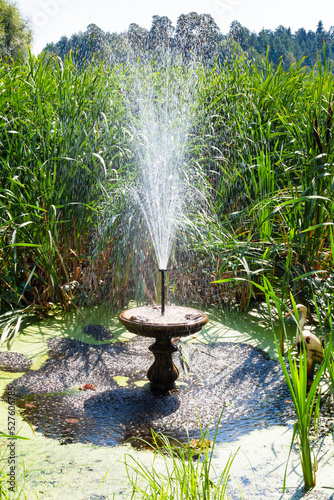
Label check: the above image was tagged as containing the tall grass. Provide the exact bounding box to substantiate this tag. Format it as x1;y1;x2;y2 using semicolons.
196;53;334;314
213;275;334;491
0;51;127;342
272;296;332;490
125;416;238;499
1;49;334;338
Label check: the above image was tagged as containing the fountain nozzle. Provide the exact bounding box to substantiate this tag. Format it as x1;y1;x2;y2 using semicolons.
159;269;167;315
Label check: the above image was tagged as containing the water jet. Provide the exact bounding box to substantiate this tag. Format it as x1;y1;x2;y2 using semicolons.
119;61;209;390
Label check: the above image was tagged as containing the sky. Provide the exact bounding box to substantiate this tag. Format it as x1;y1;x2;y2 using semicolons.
16;0;331;54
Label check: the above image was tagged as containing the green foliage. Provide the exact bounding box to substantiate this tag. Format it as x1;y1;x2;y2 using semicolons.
43;12;224;66
272;295;332;491
195;53;334;314
0;0;32;60
0;52;128;342
0;33;333;495
43;13;334;70
213;276;333;491
1;41;334;338
124;414;238;499
228;20;334;68
45;24;117;67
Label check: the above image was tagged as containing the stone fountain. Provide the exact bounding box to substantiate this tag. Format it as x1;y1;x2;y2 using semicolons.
119;269;208;391
118;63;209;390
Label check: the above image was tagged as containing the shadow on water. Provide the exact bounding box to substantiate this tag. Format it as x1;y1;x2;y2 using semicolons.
202;303;297;360
6;333;297;448
4;303;128;368
84;388;181;446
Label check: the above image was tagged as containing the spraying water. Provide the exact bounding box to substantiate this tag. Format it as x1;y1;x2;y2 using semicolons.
128;58;198;271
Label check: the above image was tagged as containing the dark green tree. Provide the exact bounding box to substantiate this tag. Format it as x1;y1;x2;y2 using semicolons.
295;28;308;50
272;25;295;68
175;12;221;62
42;14;334;70
149;15;174;50
68;32;84;57
316;20;325;36
306;29;317;65
0;0;32;59
229;20;250;51
81;24;110;61
328;26;334;40
255;29;272;55
57;35;70;58
127;22;148;51
106;31;130;64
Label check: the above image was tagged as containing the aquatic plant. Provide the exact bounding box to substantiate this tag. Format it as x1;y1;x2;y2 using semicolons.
274;299;332;491
124;414;239;499
197;53;334;313
213;273;333;491
0;51;127;342
1;48;334;340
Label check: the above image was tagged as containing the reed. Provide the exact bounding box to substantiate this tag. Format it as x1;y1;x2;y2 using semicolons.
271;296;332;491
1;49;334;339
196;53;334;312
124;414;238;499
0;51;128;341
214;275;333;491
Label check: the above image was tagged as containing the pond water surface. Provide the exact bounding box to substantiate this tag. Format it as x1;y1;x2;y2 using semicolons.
0;303;333;499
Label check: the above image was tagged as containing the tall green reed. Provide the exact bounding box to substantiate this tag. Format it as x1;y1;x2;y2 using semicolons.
2;49;334;338
269;293;332;491
0;51;127;342
124;414;238;499
214;275;333;491
195;54;334;312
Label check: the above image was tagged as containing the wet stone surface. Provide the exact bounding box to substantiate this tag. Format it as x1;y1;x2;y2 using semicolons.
121;304;207;325
0;351;32;372
6;337;299;447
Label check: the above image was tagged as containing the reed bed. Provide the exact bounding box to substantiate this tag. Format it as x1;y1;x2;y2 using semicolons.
0;52;128;342
195;54;334;317
1;51;334;339
0;50;333;496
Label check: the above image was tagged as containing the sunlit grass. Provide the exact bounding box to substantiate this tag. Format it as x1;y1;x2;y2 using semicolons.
124;414;239;499
213;274;333;491
1;49;334;340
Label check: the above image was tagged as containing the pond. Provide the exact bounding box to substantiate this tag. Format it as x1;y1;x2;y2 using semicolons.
0;303;333;499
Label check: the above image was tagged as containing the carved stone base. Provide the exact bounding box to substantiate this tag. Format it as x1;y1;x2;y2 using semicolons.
147;336;179;391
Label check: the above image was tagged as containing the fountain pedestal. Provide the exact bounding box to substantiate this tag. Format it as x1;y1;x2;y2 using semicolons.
119;305;208;391
148;336;179;390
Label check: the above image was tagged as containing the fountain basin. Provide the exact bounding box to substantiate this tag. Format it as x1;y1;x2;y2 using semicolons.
119;305;208;337
119;305;208;391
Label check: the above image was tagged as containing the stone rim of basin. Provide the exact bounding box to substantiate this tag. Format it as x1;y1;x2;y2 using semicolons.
119;305;208;338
